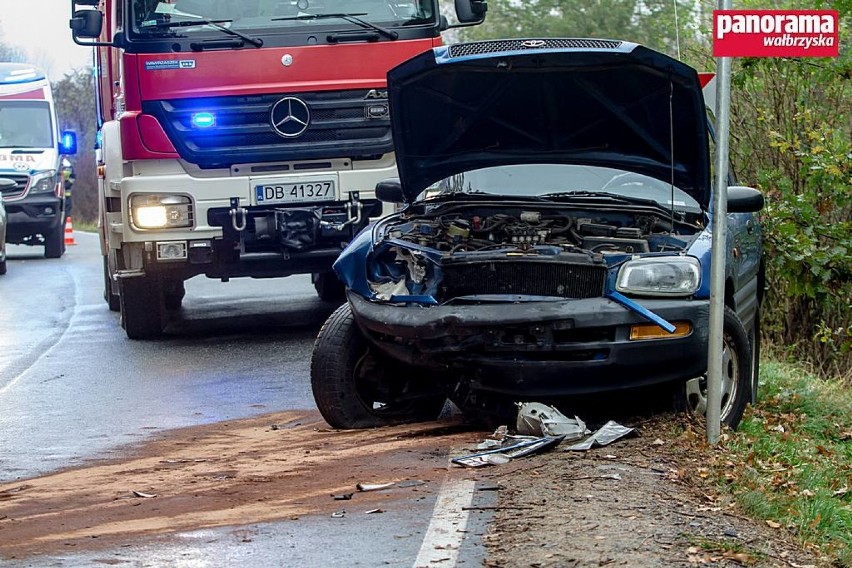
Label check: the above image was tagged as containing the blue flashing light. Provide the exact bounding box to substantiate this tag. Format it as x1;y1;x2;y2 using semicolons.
60;130;78;155
191;112;216;128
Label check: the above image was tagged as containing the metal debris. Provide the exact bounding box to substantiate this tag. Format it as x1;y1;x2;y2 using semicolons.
476;439;503;450
365;508;384;514
516;402;588;440
332;493;354;500
131;491;157;498
331;511;345;518
356;481;395;492
564;421;637;451
451;435;565;468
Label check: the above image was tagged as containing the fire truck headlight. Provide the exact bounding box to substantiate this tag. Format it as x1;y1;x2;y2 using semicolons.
130;194;193;230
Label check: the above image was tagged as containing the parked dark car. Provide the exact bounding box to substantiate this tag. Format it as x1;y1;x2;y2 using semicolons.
310;39;764;430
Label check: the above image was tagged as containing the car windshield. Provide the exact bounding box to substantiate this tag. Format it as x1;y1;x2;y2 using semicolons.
130;0;436;37
0;102;53;149
429;164;702;212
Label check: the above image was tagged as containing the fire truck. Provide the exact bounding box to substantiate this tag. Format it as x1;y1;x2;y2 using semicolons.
69;0;486;339
0;63;77;259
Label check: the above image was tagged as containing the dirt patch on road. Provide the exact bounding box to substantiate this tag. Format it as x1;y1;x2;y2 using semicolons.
483;416;823;567
0;411;474;560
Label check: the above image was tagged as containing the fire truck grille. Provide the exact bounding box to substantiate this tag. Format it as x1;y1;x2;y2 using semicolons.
143;89;392;169
448;39;623;58
0;174;29;199
439;260;607;300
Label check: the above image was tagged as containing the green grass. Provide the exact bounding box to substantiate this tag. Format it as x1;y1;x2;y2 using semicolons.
711;360;852;565
70;219;98;233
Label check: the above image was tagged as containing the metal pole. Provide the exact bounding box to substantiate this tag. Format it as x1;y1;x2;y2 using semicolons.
707;0;733;444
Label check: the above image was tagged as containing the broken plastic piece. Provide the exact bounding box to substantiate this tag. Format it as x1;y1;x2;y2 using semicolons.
131;491;157;498
356;482;395;492
332;493;354;500
331;511;345;518
451;435;564;467
476;439;503;450
516;402;588;440
365;508;384;514
564;421;637;451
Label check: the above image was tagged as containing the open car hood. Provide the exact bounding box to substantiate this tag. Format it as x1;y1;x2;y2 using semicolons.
387;39;711;206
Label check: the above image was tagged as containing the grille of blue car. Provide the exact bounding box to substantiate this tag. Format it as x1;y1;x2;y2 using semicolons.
448;39;623;58
439;260;607;300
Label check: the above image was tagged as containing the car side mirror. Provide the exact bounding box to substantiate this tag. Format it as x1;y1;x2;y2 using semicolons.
0;178;17;192
375;179;405;203
70;9;103;39
453;0;487;24
727;186;764;213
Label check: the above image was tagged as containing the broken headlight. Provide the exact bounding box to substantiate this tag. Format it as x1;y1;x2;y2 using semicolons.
616;256;700;297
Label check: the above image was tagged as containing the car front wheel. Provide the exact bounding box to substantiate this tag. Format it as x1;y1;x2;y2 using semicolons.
680;306;751;429
311;303;446;429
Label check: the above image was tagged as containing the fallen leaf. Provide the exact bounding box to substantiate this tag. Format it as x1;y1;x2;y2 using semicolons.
722;551;752;564
651;438;665;446
765;520;781;529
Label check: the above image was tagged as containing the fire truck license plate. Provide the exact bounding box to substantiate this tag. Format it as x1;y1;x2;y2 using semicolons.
255;180;335;204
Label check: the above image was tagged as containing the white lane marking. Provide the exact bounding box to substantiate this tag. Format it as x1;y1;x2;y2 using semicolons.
413;478;476;568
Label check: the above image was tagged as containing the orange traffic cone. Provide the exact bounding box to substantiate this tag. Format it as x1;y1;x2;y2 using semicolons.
64;216;77;246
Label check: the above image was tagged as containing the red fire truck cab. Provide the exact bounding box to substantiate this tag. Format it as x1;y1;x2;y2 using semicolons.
70;0;485;339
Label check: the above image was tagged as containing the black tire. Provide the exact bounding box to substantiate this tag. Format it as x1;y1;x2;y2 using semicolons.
119;276;165;340
0;259;6;275
313;271;346;303
678;306;751;429
44;226;65;259
103;256;120;312
311;303;446;429
749;310;761;404
163;280;186;311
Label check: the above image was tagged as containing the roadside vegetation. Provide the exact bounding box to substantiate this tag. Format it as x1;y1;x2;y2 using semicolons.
669;358;852;565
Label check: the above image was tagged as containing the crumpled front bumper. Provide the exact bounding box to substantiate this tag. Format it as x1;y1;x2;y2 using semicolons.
348;292;710;396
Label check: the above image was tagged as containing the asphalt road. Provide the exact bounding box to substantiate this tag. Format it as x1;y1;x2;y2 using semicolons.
0;234;491;567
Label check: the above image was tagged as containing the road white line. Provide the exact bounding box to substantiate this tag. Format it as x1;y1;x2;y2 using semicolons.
413;478;476;568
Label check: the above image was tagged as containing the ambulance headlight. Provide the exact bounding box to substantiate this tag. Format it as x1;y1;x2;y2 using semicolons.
130;194;193;230
30;170;58;194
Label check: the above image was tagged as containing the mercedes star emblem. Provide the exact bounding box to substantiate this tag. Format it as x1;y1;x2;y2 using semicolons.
270;97;310;138
522;39;547;48
281;54;293;66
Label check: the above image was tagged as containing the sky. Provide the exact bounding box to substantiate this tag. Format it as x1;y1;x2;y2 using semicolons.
0;0;93;80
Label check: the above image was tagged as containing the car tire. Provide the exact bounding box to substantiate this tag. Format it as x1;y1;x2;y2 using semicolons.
163;280;186;311
44;226;65;259
678;306;751;429
313;271;346;303
0;259;6;275
311;303;446;429
103;256;120;312
120;276;165;340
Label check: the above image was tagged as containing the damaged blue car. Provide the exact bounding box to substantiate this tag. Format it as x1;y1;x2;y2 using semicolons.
310;39;764;430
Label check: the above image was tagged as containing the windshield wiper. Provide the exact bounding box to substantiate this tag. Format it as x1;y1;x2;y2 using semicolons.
143;18;263;47
273;13;398;40
539;191;666;208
